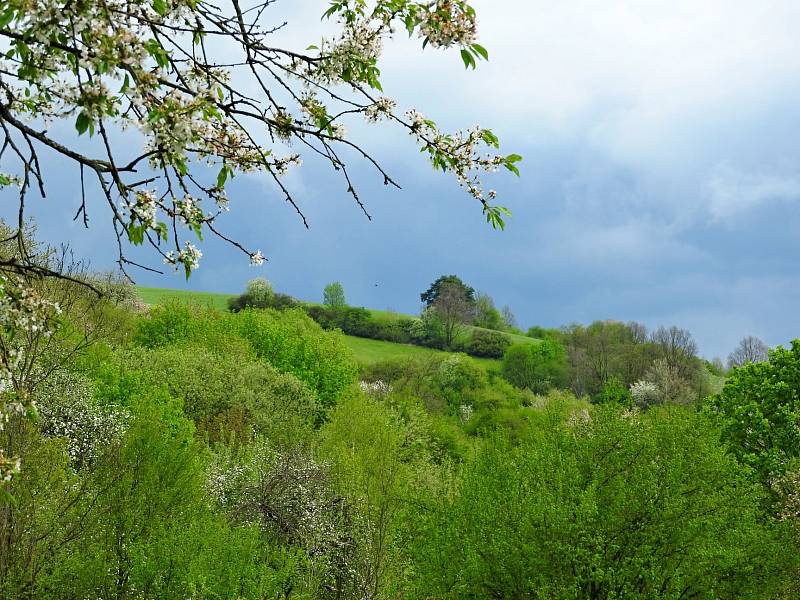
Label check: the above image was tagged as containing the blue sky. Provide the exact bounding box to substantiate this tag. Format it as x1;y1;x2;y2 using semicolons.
4;0;800;359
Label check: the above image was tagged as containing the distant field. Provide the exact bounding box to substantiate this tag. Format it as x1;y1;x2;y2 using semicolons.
137;287;235;311
342;335;501;369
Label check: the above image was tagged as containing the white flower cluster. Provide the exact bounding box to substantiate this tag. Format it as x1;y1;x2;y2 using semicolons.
405;110;503;205
123;190;159;230
459;403;474;423
359;380;391;395
630;380;661;409
249;250;265;267
364;97;397;123
164;241;203;273
174;194;204;226
419;0;478;48
566;408;592;433
35;370;130;470
308;19;383;86
207;440;348;557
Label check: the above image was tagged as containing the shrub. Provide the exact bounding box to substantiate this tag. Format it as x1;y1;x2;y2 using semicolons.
709;340;800;482
228;290;298;312
412;405;795;598
598;376;631;406
466;329;511;358
501;340;566;393
630;380;660;408
118;346;318;445
234;308;358;408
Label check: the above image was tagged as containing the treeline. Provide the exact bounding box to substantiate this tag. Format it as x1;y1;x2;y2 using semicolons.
228;277;718;406
515;320;715;405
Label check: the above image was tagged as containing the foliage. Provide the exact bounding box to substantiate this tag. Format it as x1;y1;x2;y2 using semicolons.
411;404;795;598
630;379;661;409
473;292;504;330
227;279;298;312
429;281;476;348
599;375;631;406
645;357;696;405
323;282;347;308
420;274;476;307
465;328;511;358
118;345;318;445
709;340;800;482
234;308;358;409
501;339;566;394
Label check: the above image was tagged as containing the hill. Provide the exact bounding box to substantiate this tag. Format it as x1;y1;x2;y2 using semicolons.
135;286;509;368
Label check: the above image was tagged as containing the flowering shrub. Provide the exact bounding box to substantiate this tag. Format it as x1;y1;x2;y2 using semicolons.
0;276;61;482
34;370;129;470
360;380;392;395
630;380;661;409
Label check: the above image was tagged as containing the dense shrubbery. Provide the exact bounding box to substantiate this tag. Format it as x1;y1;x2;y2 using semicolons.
411;404;794;599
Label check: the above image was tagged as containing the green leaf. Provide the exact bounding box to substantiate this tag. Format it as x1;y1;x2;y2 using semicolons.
75;112;91;136
471;43;489;61
152;0;168;17
504;154;523;176
0;8;16;29
460;49;476;69
216;165;229;188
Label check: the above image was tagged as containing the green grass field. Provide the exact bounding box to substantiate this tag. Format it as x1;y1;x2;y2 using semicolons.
137;287;236;311
342;335;501;369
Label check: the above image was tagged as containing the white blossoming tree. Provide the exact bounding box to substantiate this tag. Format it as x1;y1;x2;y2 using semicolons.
0;0;521;280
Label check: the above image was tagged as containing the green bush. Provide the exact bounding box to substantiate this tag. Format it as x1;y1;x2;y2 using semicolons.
708;340;800;482
466;329;511;358
134;300;250;357
118;346;318;445
412;405;796;598
501;339;566;393
234;308;358;408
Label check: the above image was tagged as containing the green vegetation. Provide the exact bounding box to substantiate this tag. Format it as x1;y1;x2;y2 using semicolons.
342;334;500;369
0;267;797;598
137;286;235;311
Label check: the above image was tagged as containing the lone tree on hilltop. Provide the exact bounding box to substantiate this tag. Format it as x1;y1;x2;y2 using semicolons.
429;279;475;348
421;275;475;307
323;282;346;308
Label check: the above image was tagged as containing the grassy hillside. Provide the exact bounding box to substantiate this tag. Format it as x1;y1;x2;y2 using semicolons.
136;286;508;367
137;286;236;311
342;334;501;369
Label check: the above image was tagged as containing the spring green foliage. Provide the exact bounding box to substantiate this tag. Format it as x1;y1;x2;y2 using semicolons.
411;404;793;599
501;339;567;393
323;282;347;308
709;340;800;482
3;268;798;598
135;302;357;408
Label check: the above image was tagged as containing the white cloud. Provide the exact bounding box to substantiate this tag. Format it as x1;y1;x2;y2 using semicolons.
705;163;800;222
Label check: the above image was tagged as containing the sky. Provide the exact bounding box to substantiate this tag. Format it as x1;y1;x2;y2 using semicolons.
4;0;800;359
